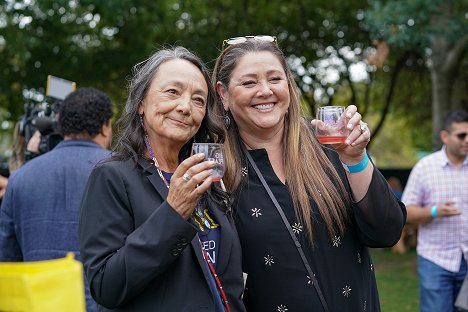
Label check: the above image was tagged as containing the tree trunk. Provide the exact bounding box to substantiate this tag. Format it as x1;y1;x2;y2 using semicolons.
367;53;407;151
430;69;454;150
430;36;468;150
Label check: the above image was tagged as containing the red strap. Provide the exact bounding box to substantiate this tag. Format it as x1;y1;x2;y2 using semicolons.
199;238;231;312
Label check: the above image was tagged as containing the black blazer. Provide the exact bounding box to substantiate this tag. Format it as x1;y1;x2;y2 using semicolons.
79;158;246;312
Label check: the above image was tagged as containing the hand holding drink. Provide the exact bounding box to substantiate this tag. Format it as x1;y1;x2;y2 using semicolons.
446;198;462;215
434;198;462;218
191;143;225;182
315;106;349;144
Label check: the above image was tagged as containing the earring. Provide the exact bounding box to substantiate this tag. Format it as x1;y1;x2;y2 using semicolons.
223;113;231;129
139;115;146;132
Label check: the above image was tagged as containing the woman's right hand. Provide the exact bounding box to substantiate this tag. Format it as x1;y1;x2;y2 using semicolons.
166;153;216;219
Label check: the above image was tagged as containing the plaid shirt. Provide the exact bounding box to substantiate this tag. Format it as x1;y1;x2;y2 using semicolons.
402;147;468;272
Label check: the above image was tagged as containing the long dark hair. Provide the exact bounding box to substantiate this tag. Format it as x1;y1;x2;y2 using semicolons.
113;46;223;163
113;46;229;211
213;40;350;241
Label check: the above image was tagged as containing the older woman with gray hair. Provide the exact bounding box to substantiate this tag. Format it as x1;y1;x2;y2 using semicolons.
79;47;246;312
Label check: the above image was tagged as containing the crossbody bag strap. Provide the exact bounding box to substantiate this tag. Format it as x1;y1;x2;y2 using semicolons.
246;152;329;312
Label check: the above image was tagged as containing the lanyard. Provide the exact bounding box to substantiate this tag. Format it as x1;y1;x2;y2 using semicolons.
198;237;231;312
143;135;170;188
143;135;230;311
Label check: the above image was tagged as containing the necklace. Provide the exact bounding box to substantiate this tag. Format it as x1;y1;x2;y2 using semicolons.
143;135;170;188
143;136;228;311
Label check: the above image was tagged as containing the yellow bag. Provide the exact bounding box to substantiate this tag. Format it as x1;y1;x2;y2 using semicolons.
0;253;86;312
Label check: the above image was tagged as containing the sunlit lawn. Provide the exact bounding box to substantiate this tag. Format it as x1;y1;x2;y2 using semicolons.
371;248;419;312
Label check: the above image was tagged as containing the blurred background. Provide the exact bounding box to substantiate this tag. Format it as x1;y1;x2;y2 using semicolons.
1;0;467;170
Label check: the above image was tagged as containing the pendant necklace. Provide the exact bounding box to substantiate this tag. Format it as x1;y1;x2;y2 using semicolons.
143;135;170;188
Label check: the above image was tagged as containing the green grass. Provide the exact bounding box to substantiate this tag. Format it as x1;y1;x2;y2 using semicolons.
371;248;419;312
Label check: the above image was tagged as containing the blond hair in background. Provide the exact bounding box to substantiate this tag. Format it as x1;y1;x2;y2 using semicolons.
8;122;26;173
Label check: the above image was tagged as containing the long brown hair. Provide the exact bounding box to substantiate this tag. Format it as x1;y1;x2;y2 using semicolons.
212;40;350;242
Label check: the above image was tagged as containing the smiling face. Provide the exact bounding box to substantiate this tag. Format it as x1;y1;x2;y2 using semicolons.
139;58;208;148
217;51;290;138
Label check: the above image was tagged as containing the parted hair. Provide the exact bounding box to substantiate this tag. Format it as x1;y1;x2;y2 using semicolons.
212;40;350;242
112;46;228;211
113;46;223;164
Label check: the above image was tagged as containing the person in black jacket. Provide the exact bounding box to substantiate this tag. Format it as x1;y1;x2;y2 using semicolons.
212;36;406;311
79;47;246;312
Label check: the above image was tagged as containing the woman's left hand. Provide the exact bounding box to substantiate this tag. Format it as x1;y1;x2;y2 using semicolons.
333;105;370;162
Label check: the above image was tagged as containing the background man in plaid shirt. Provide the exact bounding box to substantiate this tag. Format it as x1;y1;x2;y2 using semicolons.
402;109;468;312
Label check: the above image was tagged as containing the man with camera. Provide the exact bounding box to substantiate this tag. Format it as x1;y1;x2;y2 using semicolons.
0;87;113;312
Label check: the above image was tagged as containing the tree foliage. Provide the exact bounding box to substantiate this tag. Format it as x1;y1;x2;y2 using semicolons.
0;0;373;121
365;0;468;149
1;0;466;165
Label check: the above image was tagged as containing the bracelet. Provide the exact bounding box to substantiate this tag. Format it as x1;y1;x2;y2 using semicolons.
341;153;369;173
431;205;437;218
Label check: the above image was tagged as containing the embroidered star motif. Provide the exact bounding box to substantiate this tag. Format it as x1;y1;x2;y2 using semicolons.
357;253;362;264
292;222;303;234
241;166;248;177
277;304;288;312
264;254;274;266
307;273;316;285
364;300;367;311
332;235;341;247
251;208;262;218
342;285;352;297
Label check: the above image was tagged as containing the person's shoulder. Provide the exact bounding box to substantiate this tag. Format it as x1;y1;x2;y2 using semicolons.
13;152;53;175
89;158;143;187
90;148;111;160
413;150;441;167
93;157;136;174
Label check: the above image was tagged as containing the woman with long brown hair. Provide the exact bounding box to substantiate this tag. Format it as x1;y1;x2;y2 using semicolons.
212;36;406;312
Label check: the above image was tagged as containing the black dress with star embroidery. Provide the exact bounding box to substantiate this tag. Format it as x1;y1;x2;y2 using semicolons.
234;149;406;312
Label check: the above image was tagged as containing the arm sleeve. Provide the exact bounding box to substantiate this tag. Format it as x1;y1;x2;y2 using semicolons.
325;148;407;248
0;177;23;261
351;167;407;247
79;163;198;308
401;163;424;206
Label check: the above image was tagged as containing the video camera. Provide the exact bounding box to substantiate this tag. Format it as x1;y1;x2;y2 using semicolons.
19;75;76;158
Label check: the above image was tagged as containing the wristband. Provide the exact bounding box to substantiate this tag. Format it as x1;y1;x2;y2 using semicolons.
431;205;437;218
341;153;369;173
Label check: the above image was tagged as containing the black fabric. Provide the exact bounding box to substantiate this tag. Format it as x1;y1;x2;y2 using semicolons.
245;151;329;312
79;158;246;312
234;149;406;312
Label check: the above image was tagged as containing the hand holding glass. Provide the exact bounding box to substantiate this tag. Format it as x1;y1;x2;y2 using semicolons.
315;106;349;144
191;143;225;182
